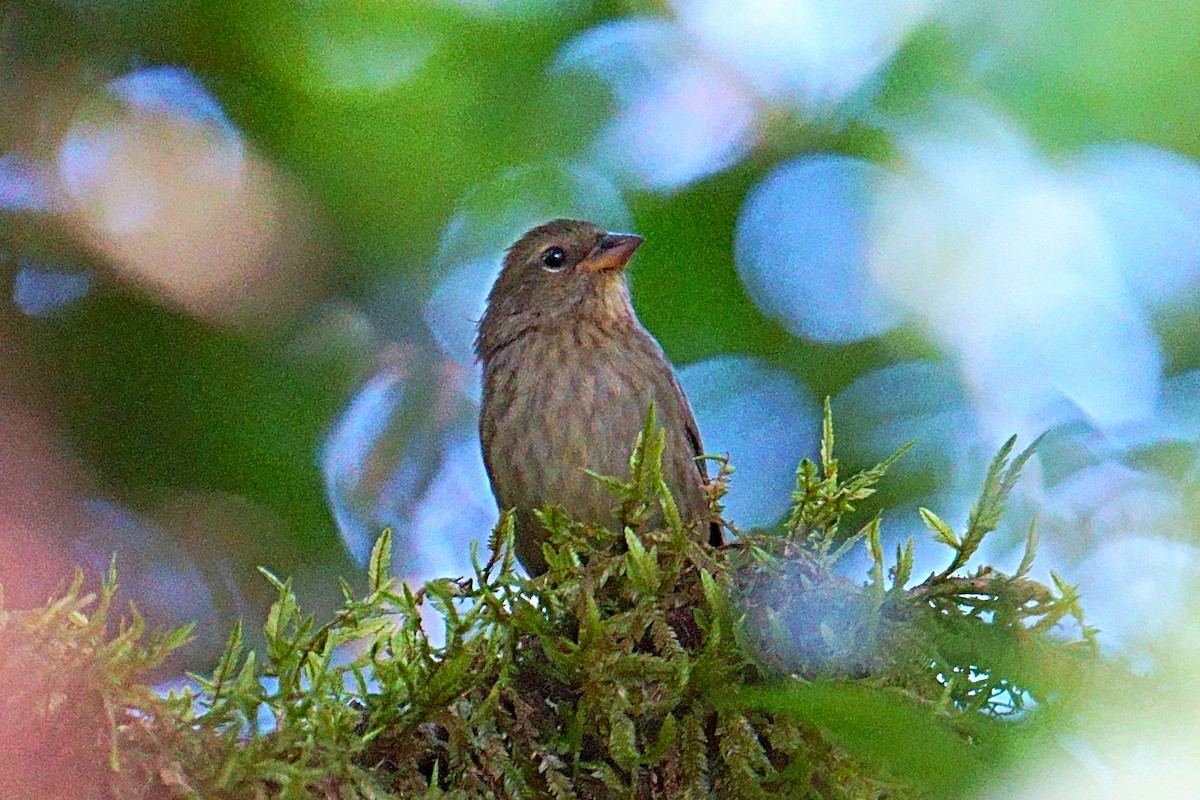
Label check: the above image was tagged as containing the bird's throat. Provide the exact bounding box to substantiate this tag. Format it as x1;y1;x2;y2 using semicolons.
579;274;636;327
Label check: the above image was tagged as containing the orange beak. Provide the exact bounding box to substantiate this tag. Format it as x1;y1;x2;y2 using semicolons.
583;233;644;272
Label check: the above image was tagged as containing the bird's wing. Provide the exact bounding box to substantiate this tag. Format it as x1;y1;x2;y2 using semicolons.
683;411;709;482
478;362;511;502
671;374;724;547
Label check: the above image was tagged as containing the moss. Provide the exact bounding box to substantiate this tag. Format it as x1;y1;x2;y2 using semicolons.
0;404;1096;799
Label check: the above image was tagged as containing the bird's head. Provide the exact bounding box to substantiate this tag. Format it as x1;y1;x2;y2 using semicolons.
475;219;644;360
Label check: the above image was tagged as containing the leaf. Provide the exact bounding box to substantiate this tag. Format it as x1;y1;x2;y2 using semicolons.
486;508;518;576
866;522;884;589
943;435;1042;578
368;528;393;593
1004;434;1045;496
738;682;989;798
847;440;915;491
716;709;771;799
829;514;879;564
628;402;665;505
819;397;837;481
892;538;914;590
585;469;631;498
423;647;475;708
919;508;960;549
624;529;661;596
579;591;602;650
159;623;196;656
680;710;710;800
643;713;678;765
213;621;244;688
657;476;684;535
608;706;640;774
699;569;723;617
1015;519;1039;579
257;566;287;592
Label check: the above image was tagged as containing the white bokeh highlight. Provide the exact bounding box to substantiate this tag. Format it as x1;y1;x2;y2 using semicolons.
13;263;92;317
737;154;904;343
678;355;819;527
555;19;757;191
868;102;1163;441
1070;142;1200;308
834;360;983;488
671;0;942;110
0;152;57;212
406;434;499;580
58;67;247;237
55;65;322;328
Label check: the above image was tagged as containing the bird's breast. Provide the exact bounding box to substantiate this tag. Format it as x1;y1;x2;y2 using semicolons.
480;323;692;524
493;326;647;463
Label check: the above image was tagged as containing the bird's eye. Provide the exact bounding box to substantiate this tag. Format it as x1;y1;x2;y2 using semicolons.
541;246;567;271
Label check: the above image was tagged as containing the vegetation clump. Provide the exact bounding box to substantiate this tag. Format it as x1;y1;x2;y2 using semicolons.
0;405;1095;799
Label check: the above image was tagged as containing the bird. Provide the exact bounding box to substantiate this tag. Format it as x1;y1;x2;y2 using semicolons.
475;219;722;575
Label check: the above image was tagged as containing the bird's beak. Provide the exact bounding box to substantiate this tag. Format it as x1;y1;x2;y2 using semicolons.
583;233;644;272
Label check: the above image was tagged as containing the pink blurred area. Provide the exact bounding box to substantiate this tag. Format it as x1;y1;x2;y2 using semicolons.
0;382;113;797
0;344;91;605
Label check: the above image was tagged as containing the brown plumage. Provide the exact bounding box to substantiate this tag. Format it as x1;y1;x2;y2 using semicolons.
475;219;721;574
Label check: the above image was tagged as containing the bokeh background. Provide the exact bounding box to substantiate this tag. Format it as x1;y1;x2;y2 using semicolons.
3;0;1200;791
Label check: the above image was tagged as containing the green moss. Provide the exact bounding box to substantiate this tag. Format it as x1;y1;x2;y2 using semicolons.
0;405;1096;799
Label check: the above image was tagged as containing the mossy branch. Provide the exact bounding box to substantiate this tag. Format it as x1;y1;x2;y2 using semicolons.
0;404;1097;800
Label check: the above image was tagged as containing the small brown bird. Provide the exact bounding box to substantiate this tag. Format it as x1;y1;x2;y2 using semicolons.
475;219;722;574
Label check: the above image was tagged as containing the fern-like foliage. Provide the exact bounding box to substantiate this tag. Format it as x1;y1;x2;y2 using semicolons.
0;404;1097;800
